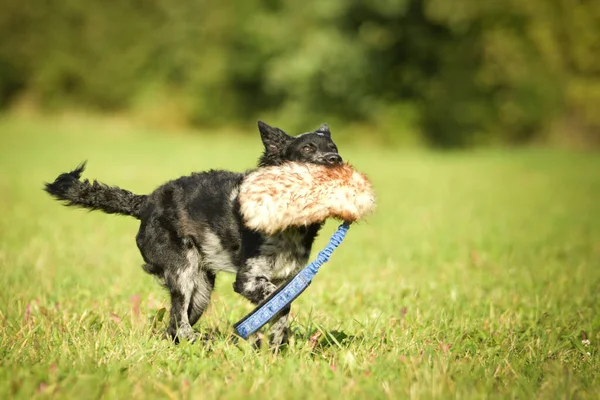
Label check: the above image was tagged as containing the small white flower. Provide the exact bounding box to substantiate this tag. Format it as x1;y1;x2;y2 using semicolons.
582;339;591;347
587;352;591;356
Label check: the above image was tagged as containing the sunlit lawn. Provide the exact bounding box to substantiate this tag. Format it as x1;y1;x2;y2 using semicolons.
1;116;599;399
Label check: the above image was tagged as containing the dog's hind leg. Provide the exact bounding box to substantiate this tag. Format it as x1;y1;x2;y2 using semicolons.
164;261;199;342
142;237;202;342
188;270;216;327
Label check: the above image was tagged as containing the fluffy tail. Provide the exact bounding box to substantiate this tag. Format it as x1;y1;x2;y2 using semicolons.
44;162;147;219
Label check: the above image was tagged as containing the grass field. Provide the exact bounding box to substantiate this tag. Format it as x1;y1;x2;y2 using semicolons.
0;116;599;399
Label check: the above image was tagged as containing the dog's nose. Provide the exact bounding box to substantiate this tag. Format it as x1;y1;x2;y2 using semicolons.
326;153;343;166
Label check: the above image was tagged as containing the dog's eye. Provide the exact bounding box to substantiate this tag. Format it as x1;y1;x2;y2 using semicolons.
302;144;315;153
328;143;338;152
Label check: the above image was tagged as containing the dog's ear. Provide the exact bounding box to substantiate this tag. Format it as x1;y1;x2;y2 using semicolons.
315;123;331;138
258;121;292;152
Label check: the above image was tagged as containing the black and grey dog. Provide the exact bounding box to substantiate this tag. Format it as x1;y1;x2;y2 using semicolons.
45;121;343;347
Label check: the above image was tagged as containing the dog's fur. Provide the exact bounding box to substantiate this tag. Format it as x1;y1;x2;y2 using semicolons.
45;121;343;346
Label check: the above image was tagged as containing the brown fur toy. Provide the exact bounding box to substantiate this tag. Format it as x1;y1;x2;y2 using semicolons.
239;162;375;234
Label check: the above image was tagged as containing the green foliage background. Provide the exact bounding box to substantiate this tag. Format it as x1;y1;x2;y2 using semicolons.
1;0;599;146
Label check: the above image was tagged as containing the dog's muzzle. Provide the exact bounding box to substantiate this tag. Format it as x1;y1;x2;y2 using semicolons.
324;153;343;166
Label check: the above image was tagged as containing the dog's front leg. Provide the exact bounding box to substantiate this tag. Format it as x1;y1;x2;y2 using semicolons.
266;306;290;349
233;261;290;348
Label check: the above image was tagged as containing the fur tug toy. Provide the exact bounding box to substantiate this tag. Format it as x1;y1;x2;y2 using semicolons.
234;162;375;339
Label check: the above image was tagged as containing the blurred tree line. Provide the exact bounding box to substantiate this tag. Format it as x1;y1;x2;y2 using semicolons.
0;0;599;147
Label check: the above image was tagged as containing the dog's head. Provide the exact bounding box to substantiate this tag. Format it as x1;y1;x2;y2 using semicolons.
257;121;342;167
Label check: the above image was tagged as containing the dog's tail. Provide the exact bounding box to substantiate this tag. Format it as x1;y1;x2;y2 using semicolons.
44;162;147;219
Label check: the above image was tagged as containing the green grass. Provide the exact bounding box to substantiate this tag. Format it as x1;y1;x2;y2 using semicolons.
1;116;599;399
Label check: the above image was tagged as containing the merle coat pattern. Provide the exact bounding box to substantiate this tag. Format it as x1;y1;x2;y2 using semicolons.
44;121;343;347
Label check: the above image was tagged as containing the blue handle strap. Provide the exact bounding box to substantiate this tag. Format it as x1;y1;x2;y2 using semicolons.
234;222;350;339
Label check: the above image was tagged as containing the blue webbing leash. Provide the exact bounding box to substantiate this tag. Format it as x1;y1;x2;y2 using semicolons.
234;222;351;339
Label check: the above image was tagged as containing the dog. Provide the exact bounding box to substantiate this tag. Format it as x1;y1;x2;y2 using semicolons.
45;121;343;347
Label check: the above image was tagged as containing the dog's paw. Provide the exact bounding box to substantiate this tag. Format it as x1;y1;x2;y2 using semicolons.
249;330;289;353
269;328;289;351
165;325;202;344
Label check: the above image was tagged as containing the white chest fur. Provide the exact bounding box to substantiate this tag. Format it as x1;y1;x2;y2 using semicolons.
259;230;310;282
